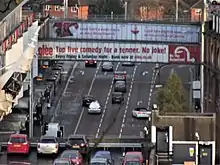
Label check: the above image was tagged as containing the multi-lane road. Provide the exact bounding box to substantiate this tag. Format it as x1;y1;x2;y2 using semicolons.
0;62;195;164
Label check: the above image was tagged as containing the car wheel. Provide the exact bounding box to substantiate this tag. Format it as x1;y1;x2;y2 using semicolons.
94;64;97;67
102;68;105;72
37;153;41;157
112;100;115;104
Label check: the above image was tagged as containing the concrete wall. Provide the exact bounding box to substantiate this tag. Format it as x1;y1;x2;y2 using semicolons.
152;110;216;141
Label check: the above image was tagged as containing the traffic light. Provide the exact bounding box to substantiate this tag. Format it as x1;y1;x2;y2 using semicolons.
195;98;201;112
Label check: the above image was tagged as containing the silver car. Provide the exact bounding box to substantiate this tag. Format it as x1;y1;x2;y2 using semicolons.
102;62;113;71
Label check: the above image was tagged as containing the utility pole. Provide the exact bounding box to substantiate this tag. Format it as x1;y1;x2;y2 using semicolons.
29;63;33;138
64;0;68;18
124;1;128;20
176;0;178;22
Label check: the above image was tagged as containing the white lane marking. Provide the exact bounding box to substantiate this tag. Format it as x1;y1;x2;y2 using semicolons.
95;62;120;138
51;62;78;122
73;63;101;134
119;65;137;138
104;71;107;75
147;65;159;109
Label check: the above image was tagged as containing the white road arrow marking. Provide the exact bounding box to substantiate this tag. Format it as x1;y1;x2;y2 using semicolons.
80;70;84;75
142;71;148;76
137;100;143;106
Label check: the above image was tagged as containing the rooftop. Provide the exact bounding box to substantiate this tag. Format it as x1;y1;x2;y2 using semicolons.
44;0;96;6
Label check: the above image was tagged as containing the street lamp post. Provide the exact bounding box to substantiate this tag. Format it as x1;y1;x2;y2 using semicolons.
195;132;200;165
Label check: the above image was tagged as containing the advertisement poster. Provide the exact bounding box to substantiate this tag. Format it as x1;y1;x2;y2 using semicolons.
38;41;169;63
49;21;201;43
169;45;201;63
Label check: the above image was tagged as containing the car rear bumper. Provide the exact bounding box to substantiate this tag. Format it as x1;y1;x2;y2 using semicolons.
37;148;58;154
88;110;101;113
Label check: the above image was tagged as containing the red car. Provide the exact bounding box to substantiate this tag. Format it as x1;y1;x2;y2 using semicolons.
60;150;83;165
85;60;97;67
123;152;144;164
123;158;142;165
7;134;30;154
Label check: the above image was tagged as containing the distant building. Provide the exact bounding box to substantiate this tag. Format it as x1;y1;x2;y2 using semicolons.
43;0;96;19
191;0;203;22
138;5;164;21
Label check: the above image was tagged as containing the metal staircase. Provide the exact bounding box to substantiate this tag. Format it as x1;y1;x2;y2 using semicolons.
156;153;173;165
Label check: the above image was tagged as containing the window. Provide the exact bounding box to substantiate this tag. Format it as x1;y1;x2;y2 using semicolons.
71;6;78;12
45;5;50;11
55;6;61;11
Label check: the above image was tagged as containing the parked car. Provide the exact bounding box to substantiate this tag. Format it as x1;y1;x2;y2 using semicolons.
7;134;30;154
123;152;144;165
53;158;72;165
93;151;114;164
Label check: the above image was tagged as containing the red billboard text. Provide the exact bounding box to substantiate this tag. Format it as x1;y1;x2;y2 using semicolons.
169;45;201;63
38;45;53;56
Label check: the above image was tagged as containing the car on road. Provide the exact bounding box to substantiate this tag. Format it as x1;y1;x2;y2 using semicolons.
210;0;220;5
53;158;72;165
60;150;83;165
93;151;114;164
65;134;89;154
85;60;97;67
132;107;151;118
88;100;102;114
112;92;124;104
7;134;30;154
102;62;114;71
114;71;126;82
90;158;109;165
82;95;95;107
122;62;135;66
37;136;59;155
114;81;126;93
123;152;144;165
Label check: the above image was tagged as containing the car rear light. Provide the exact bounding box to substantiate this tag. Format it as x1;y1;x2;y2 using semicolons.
94;61;97;63
37;144;40;148
138;112;142;114
85;61;88;63
22;142;28;145
55;144;58;148
80;143;85;147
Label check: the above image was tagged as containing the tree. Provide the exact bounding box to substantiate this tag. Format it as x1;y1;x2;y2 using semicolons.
156;72;187;113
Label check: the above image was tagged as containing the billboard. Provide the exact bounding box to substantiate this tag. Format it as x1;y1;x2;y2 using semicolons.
48;20;201;43
169;45;201;63
37;41;169;63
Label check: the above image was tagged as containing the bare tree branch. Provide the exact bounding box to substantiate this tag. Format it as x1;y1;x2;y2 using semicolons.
0;0;14;13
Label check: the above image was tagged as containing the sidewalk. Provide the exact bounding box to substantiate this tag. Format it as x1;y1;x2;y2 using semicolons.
33;61;75;137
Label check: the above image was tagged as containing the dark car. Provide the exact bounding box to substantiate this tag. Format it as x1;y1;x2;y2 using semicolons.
114;81;126;93
65;134;89;154
82;95;95;107
112;92;124;104
85;60;97;67
113;71;126;82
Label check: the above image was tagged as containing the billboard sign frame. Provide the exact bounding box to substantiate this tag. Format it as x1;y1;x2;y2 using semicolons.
48;20;201;43
37;41;169;63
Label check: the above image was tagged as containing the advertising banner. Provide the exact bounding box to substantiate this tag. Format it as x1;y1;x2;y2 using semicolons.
38;41;169;63
169;45;201;63
49;21;201;43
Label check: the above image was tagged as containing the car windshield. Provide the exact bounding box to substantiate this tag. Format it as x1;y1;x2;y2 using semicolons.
91;163;106;165
116;81;125;86
61;152;78;159
113;93;122;96
10;137;26;143
40;138;56;143
125;161;140;165
68;138;84;144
